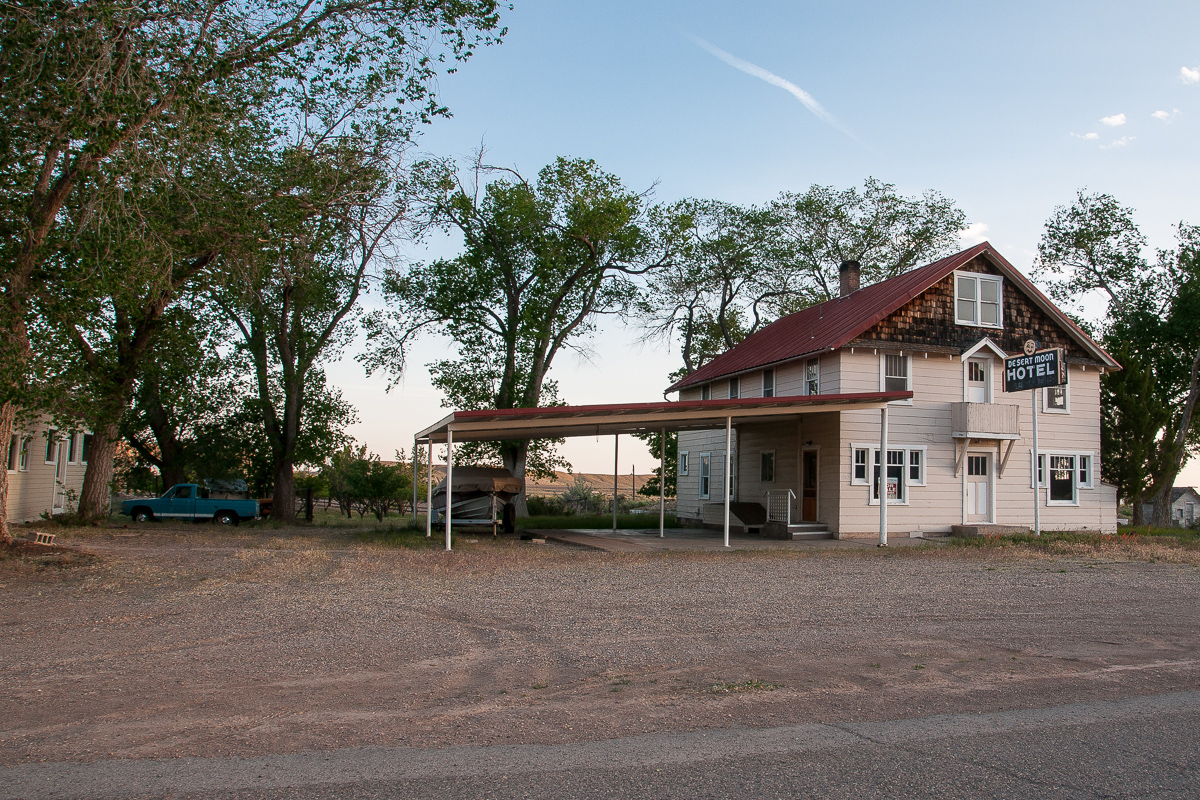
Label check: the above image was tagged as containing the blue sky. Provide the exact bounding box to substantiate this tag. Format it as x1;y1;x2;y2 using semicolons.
330;0;1200;479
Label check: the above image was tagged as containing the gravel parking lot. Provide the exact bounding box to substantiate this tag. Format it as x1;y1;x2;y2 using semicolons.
1;525;1198;767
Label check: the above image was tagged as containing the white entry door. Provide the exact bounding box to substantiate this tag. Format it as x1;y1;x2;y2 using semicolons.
965;453;992;523
967;358;989;403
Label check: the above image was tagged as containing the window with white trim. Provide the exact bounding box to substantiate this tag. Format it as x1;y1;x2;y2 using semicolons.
1043;385;1069;413
805;358;820;396
955;271;1003;328
679;451;689;476
851;444;927;500
699;453;711;499
1032;451;1094;503
728;377;739;399
18;437;29;470
81;433;92;464
880;353;912;399
760;450;775;483
45;430;58;464
762;369;775;398
67;433;77;464
701;383;711;401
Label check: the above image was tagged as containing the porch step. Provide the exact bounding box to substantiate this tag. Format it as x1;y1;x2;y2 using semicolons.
951;524;1031;538
787;523;832;540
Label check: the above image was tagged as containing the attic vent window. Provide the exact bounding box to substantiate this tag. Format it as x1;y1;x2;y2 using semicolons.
955;271;1003;328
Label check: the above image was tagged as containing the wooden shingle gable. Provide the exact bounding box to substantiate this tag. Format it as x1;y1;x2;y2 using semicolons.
848;255;1104;365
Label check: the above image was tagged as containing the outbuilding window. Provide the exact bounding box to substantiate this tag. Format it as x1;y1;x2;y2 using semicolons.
955;271;1003;328
679;451;689;476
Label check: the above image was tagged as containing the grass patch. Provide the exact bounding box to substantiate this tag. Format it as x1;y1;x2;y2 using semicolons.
355;525;441;549
710;679;780;694
517;513;680;530
942;529;1200;564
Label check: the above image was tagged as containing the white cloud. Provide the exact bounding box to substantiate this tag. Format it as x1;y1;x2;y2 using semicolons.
1182;66;1200;84
689;37;865;146
959;222;989;246
1100;113;1126;126
1101;136;1135;149
1152;110;1171;121
1071;132;1100;140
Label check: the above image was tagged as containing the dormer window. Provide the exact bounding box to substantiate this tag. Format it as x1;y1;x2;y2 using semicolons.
955;272;1003;328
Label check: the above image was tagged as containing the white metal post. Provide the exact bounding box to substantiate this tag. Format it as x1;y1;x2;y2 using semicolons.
412;437;419;524
1032;388;1040;536
425;440;433;539
879;406;888;547
724;416;732;548
445;429;453;551
613;434;619;531
659;427;666;538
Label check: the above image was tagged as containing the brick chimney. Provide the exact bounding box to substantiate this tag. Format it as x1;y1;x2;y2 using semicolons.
839;260;861;297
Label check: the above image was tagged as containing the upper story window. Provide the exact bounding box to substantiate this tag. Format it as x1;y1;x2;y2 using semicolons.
45;430;58;463
701;383;711;401
18;437;29;470
955;271;1003;328
805;358;820;396
67;434;77;464
1043;385;1069;413
881;353;911;394
81;433;92;464
6;435;17;471
762;369;775;398
728;376;739;399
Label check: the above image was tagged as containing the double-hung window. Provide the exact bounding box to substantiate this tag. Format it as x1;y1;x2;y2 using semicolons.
760;450;775;482
6;435;17;471
955;272;1003;328
701;384;711;401
728;377;739;399
762;369;775;398
67;434;77;464
805;358;820;395
45;430;58;464
1033;451;1094;504
851;444;926;502
881;353;911;399
1043;386;1069;413
18;437;29;470
679;451;689;476
699;454;711;499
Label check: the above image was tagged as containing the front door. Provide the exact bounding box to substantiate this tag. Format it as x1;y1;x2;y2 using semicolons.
965;453;992;523
967;358;989;403
801;449;818;521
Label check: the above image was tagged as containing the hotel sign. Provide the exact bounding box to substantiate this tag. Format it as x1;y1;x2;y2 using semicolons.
1003;348;1067;392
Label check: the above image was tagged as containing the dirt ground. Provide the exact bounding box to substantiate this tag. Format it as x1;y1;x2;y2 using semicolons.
2;523;1199;767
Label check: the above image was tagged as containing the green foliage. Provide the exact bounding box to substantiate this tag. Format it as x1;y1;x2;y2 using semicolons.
633;430;677;498
321;445;412;522
641;179;966;375
366;156;679;498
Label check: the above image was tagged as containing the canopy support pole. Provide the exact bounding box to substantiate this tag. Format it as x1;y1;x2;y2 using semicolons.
879;406;888;547
445;429;453;551
724;416;732;548
425;440;432;539
613;434;619;531
659;427;666;538
412;436;419;524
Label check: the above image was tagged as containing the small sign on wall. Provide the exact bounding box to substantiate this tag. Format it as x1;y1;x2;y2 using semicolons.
1003;347;1067;392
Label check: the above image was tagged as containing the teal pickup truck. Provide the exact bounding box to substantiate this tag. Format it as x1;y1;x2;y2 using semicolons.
121;484;259;525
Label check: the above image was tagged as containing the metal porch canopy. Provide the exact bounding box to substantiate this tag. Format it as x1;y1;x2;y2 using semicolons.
414;392;911;444
414;391;912;553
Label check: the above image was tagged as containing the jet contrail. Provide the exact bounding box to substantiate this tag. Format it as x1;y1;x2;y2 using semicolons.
691;37;864;145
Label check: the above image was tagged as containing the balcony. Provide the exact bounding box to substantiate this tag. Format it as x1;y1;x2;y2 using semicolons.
951;402;1021;440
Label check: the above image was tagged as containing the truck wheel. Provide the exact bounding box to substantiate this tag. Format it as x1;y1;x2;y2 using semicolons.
132;508;153;523
214;510;239;526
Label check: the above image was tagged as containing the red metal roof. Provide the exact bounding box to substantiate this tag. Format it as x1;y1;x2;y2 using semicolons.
668;242;1117;392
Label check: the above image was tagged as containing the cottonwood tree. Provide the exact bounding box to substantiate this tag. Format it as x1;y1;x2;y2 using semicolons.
641;179;966;377
1035;192;1200;526
0;0;505;537
364;156;680;514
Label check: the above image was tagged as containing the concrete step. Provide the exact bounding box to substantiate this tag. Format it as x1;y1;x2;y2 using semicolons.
787;523;833;540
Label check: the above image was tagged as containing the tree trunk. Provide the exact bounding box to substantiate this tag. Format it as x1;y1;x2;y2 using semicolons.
78;420;120;522
501;441;529;517
1150;343;1200;528
1130;494;1148;527
1149;486;1173;528
273;459;295;522
0;401;14;543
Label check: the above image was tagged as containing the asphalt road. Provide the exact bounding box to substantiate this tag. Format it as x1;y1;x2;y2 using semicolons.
5;690;1197;800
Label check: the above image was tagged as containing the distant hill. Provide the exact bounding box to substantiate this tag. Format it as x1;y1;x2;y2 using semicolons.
387;464;651;498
